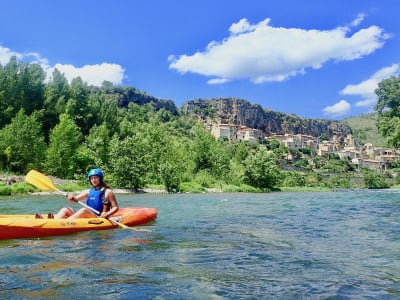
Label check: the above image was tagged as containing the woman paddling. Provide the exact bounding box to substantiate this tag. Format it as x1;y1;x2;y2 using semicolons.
37;168;119;219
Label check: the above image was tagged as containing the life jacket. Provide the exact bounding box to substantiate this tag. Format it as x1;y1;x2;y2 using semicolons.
86;187;110;215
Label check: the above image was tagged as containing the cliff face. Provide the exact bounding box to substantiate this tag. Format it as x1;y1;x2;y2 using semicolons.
99;86;179;115
182;98;352;138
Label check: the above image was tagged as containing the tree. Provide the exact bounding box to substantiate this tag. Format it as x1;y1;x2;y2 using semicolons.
159;161;180;192
0;109;46;173
281;171;306;187
45;114;83;178
0;57;45;127
82;123;111;168
191;124;215;172
43;68;70;134
243;148;281;189
108;135;148;190
65;77;90;134
362;168;390;189
375;75;400;147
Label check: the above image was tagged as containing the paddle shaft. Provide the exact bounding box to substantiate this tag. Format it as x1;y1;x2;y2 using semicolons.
56;189;130;229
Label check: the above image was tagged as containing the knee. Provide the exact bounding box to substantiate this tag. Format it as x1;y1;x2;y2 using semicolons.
56;207;75;218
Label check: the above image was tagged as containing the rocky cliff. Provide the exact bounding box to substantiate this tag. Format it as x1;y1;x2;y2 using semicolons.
182;98;352;138
96;86;179;115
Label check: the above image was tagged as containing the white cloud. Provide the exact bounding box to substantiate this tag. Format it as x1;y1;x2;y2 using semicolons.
0;45;21;65
341;64;399;108
208;77;230;84
350;13;366;27
0;45;125;86
323;100;351;117
169;16;390;84
52;63;125;86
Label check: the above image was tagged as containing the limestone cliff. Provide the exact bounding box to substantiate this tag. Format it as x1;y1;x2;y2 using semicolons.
181;98;352;138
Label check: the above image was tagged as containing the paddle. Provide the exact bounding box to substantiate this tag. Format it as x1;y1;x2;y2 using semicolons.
25;170;138;230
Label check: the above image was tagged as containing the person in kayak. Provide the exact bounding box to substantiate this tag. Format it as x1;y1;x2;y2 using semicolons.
54;168;119;219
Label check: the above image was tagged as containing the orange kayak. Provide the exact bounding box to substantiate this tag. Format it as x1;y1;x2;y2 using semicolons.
0;207;157;240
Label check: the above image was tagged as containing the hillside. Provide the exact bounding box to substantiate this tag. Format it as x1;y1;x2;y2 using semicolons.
97;89;385;148
341;113;387;147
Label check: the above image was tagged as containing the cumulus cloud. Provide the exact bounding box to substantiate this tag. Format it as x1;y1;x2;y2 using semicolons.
169;16;390;84
323;100;351;117
51;63;125;86
0;45;125;86
340;64;399;108
0;45;21;65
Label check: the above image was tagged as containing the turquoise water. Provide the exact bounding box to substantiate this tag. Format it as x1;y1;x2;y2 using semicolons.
0;191;399;299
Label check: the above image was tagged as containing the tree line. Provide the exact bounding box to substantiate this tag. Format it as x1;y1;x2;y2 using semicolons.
0;56;399;192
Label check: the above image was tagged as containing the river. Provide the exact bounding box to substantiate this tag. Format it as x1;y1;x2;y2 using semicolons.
0;190;399;299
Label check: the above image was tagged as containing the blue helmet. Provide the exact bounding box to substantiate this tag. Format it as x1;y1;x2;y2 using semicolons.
88;168;104;182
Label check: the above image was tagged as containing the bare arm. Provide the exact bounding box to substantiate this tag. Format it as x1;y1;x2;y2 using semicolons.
67;190;89;203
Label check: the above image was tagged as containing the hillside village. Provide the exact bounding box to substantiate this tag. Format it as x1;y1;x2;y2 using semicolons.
210;123;400;172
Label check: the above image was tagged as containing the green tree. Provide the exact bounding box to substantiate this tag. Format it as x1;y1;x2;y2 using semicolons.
159;161;180;192
0;57;45;127
281;171;306;187
136;121;169;183
191;124;215;172
375;75;400;147
108;135;148;190
0;109;46;173
43;68;70;134
65;77;90;134
83;123;111;167
362;168;390;189
243;148;281;189
87;94;120;134
45;114;83;178
190;124;230;179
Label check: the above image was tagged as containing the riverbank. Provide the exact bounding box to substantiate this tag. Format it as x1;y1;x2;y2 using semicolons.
0;174;226;195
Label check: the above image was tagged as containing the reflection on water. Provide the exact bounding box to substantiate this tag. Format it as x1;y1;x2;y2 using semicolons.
0;191;399;299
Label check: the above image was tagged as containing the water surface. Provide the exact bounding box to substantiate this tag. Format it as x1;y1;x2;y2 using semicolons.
0;190;399;299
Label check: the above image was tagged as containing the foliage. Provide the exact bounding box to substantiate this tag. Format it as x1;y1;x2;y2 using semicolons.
341;113;386;147
178;181;205;193
374;75;400;147
281;171;306;187
159;161;180;192
0;109;46;173
222;184;259;193
45;114;83;178
293;159;309;169
107;135;148;190
243;148;281;189
361;168;390;189
0;182;36;196
2;55;400;194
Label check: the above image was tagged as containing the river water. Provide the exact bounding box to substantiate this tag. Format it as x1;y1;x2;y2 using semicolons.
0;190;399;299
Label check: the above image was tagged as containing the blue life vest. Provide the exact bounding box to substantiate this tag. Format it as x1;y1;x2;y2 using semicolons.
86;188;109;215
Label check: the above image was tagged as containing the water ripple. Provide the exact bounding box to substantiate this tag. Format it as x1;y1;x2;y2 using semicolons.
0;191;400;298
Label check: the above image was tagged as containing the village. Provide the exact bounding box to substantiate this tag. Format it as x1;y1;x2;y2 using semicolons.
210;123;400;172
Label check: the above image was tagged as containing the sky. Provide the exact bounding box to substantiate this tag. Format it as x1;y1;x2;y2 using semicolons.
0;0;398;120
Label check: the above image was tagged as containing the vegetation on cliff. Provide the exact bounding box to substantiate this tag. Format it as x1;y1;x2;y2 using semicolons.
341;113;386;147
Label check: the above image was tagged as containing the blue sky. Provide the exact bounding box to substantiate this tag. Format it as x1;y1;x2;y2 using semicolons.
0;0;398;120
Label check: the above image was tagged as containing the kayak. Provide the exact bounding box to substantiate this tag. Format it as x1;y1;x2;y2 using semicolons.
0;207;157;240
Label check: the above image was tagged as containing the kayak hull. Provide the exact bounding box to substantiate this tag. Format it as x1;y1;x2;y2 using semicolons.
0;207;157;240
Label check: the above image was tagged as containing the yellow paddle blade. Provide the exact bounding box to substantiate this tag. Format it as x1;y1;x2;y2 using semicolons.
25;170;59;192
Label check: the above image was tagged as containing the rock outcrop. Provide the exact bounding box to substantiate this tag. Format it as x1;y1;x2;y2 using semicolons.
182;98;352;138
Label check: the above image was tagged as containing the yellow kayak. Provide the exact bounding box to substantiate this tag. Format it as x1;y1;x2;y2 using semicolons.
0;207;157;240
